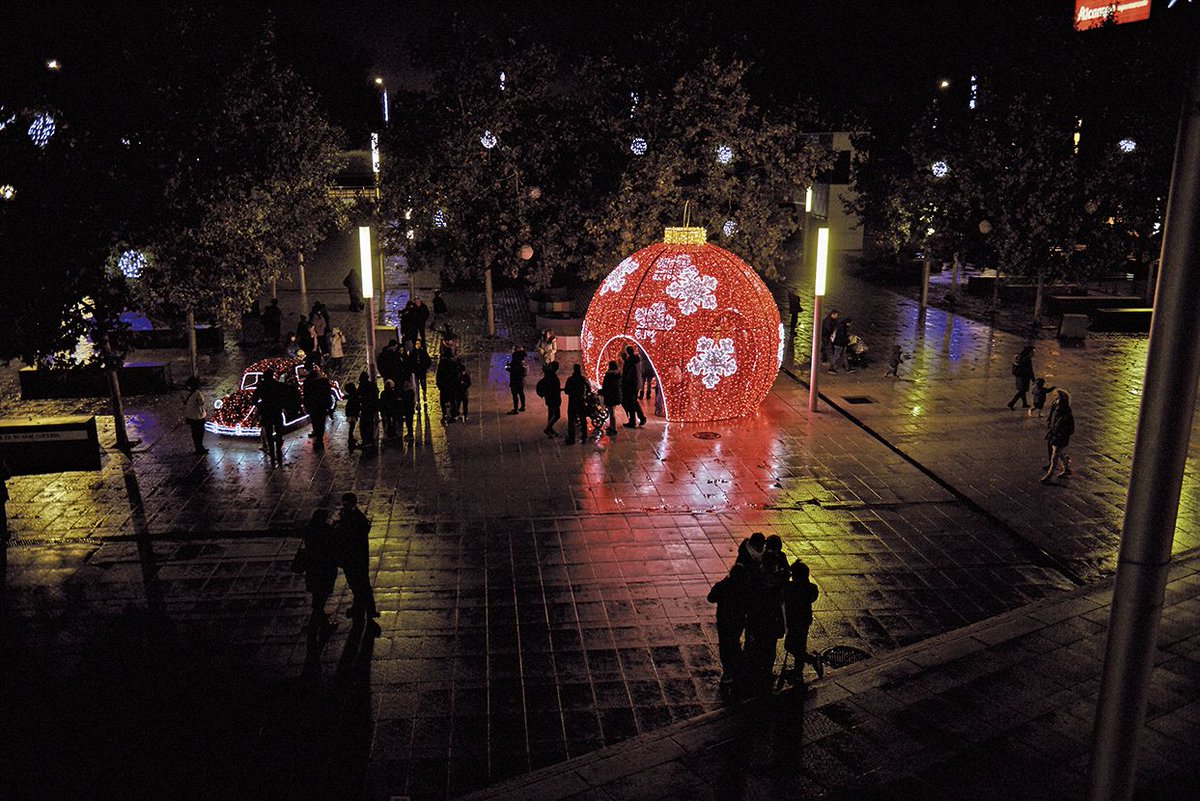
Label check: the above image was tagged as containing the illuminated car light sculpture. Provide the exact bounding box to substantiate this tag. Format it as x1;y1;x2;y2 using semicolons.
205;356;343;437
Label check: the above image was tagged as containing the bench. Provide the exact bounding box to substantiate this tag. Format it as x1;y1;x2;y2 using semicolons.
1047;295;1145;315
1058;313;1089;341
965;275;996;296
1090;308;1152;332
18;361;173;399
128;325;224;350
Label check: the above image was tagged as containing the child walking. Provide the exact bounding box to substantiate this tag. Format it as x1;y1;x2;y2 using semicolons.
1030;377;1056;417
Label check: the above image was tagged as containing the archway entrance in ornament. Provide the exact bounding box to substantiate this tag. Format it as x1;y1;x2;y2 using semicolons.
593;334;672;421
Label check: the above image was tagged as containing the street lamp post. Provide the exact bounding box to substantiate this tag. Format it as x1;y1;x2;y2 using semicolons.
809;227;830;412
359;226;377;381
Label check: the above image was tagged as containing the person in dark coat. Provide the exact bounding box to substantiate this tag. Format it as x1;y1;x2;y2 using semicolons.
412;297;430;345
343;269;364;311
828;317;854;373
600;360;622;437
399;300;416;346
820;309;840;363
253;368;285;464
335;492;379;633
262;298;282;345
302;509;339;634
563;364;590;444
343;380;360;451
398;379;417;442
432;289;448;317
788;290;803;331
296;314;314;356
1008;345;1036;410
536;362;562;438
357;372;379;449
1041;388;1075;483
744;535;788;690
435;353;459;424
379;379;400;439
708;562;751;688
620;346;646;427
454;358;471;421
505;346;527;414
377;340;403;387
409;340;432;409
302;366;332;450
780;560;824;684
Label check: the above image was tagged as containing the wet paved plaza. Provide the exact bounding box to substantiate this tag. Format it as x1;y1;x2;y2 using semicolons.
2;254;1198;799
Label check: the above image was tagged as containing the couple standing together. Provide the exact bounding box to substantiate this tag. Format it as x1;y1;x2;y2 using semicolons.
297;492;379;637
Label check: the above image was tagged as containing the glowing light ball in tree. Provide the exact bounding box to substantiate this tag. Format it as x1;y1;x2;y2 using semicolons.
582;226;782;422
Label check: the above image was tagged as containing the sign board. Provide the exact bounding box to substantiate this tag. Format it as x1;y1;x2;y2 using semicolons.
1075;0;1151;29
0;416;102;475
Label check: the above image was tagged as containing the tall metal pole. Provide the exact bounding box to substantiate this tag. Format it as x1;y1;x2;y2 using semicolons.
1088;35;1200;801
359;226;378;382
809;227;830;413
808;295;822;412
298;252;308;314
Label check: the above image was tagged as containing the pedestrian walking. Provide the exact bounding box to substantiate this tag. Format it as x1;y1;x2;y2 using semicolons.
638;351;656;401
505;346;527;414
302;366;332;450
708;562;751;689
820;309;840;363
412;297;430;346
828;317;855;373
536;362;562;438
310;303;328;354
1041;389;1075;484
296;314;313;356
535;329;558;368
343;269;364;312
1007;346;1036;409
454;358;471;421
884;344;908;378
398;379;416;442
409;340;432;409
377;340;403;387
262;298;282;346
788;290;803;332
778;560;824;687
253;368;285;464
358;372;378;450
343;380;360;451
620;346;647;427
379;379;400;439
328;327;346;374
399;299;417;346
182;376;209;454
300;509;338;634
600;360;622;437
432;289;448;318
563;364;590;444
435;352;459;424
1030;377;1056;417
334;492;380;633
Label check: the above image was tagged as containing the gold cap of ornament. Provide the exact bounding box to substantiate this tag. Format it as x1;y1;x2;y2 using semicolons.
663;227;707;245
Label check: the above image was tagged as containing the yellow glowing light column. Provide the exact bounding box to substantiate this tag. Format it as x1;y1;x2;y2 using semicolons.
359;226;378;380
809;227;829;412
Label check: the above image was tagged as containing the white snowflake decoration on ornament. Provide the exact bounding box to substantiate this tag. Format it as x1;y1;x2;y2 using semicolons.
630;137;647;156
600;256;639;295
650;253;694;282
28;113;56;148
480;130;498;149
777;323;786;369
687;337;737;389
633;302;677;343
665;265;718;315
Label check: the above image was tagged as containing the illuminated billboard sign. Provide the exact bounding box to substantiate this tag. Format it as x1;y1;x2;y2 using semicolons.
1074;0;1151;30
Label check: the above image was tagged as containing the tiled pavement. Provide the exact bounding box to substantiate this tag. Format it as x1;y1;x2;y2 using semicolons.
461;548;1200;801
2;250;1198;799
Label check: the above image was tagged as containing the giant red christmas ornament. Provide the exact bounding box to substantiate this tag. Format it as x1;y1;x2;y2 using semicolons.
582;227;783;422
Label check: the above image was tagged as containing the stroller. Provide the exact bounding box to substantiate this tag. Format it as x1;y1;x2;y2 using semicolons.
846;334;870;370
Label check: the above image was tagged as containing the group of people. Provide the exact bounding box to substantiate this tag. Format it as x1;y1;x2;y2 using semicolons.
530;344;654;444
708;532;825;694
245;363;336;462
296;492;380;636
1008;346;1076;483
